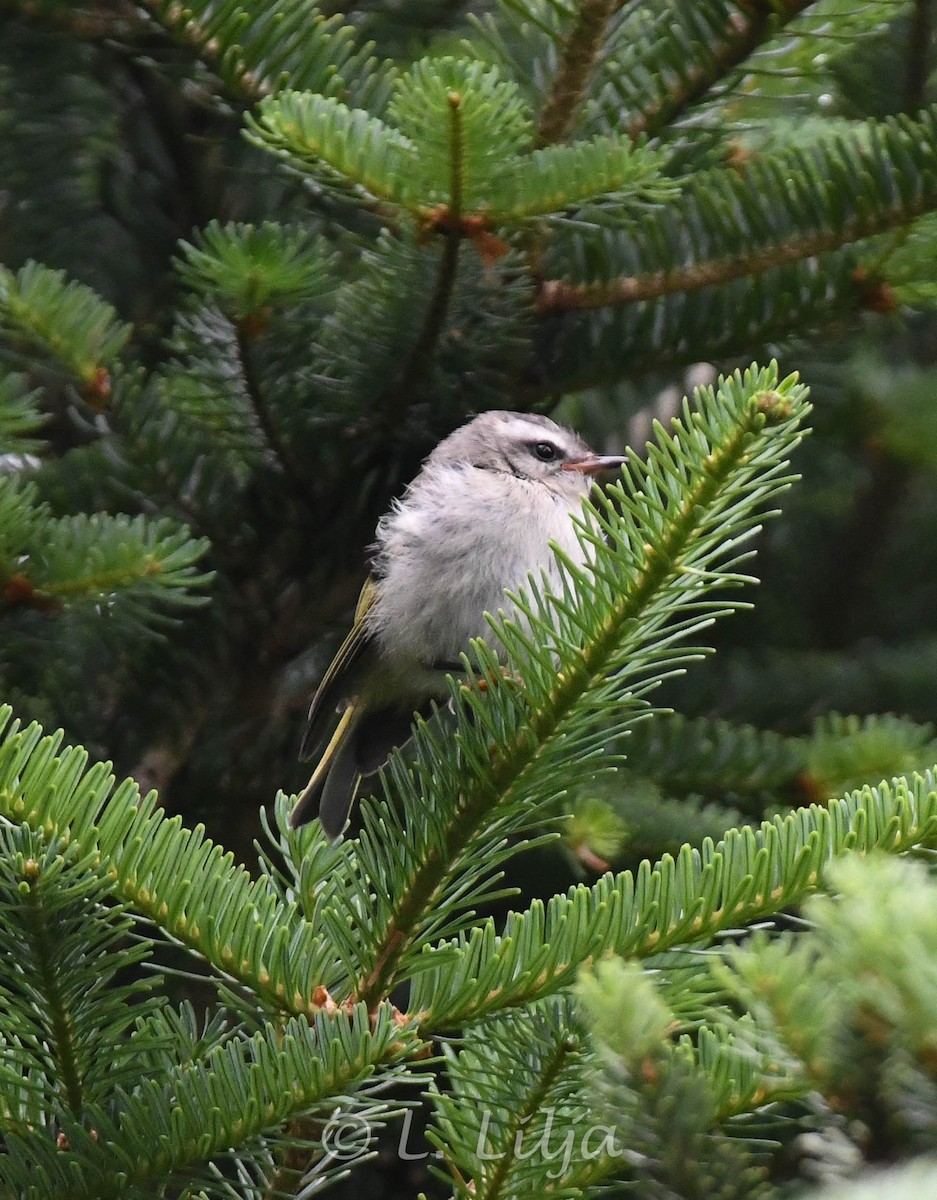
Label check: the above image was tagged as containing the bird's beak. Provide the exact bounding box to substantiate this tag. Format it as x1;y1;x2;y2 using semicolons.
561;453;628;476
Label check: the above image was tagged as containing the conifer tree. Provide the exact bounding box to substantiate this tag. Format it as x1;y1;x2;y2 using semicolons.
2;2;937;1198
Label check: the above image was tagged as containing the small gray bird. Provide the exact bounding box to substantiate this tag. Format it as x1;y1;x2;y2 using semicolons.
290;410;627;837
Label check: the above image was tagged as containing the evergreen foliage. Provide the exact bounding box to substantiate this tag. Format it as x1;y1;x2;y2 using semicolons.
2;0;937;1197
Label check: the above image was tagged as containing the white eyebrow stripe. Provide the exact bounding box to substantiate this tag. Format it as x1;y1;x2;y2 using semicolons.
502;418;543;441
500;417;568;448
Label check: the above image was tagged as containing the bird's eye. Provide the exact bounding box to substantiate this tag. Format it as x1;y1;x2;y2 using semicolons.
533;441;558;462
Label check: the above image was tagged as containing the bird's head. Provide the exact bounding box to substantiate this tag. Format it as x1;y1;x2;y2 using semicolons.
428;411;627;498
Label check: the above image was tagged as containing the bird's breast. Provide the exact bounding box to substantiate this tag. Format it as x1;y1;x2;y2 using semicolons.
368;467;587;669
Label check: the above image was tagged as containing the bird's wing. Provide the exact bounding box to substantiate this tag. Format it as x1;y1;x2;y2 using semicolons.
353;573;378;625
299;576;379;761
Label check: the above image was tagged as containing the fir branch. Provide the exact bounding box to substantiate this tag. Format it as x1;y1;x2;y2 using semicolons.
488;136;671;221
247;90;416;208
410;770;937;1029
535;0;622;147
573;961;796;1193
799;713;937;801
617;712;802;800
175;221;339;321
428;998;595;1197
233;321;316;506
144;305;274;483
372;235;460;429
0;373;45;454
625;0;813;141
137;0;270;100
472;1032;574;1200
135;0;380;106
0;262;130;398
1;1006;419;1200
252;58;667;228
528;256;863;393
539;107;937;313
538;226;872;310
18;860;85;1116
30;539;198;603
0;490;213;631
0;823;158;1124
372;92;465;427
0;717;336;1017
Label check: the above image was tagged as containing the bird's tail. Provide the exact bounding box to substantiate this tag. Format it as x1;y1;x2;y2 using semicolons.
289;704;362;837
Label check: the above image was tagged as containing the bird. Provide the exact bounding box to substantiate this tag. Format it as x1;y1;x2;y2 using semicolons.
290;410;627;838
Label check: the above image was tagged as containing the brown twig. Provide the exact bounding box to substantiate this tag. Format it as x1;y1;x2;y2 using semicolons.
371;92;466;430
536;199;925;313
235;322;320;510
535;0;622;147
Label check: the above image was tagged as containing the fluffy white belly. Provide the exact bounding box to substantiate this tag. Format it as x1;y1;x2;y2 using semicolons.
367;463;587;668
